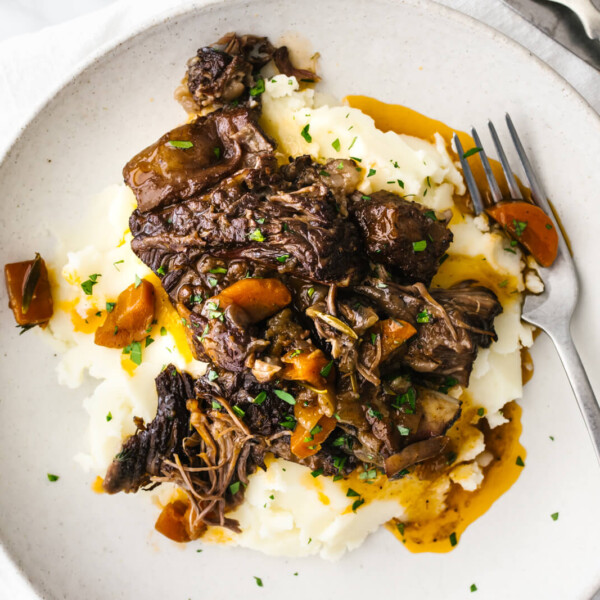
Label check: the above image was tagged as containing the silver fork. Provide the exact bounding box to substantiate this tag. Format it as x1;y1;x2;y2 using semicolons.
453;115;600;464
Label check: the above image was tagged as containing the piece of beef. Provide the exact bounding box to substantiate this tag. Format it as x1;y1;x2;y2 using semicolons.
103;365;194;494
123;107;275;213
351;190;453;285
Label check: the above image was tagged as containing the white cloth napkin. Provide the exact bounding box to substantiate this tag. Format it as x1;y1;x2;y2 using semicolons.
0;0;598;160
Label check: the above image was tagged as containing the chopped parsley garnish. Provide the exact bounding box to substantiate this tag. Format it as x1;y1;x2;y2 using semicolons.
350;156;362;162
412;240;427;252
367;407;382;420
276;254;290;263
248;228;265;242
504;247;517;254
207;370;219;381
301;124;312;143
311;468;324;478
331;138;341;152
254;576;264;587
145;336;154;347
249;78;265;96
449;532;458;546
361;195;371;201
198;323;209;342
516;456;525;467
229;481;241;495
256;217;266;224
371;332;378;345
397;179;405;189
123;341;142;365
279;415;296;429
348;136;357;150
113;260;124;270
397;425;410;436
134;274;142;288
513;219;528;236
274;389;296;405
211;400;222;410
477;408;484;416
232;405;245;419
209;267;227;274
207;277;218;287
81;273;101;295
397;522;405;536
352;498;365;512
156;266;166;275
462;147;482;159
160;326;167;336
367;168;376;177
213;147;221;159
424;210;437;221
47;473;59;482
290;349;302;358
252;391;267;405
551;512;559;521
346;488;360;497
546;223;553;230
416;310;431;323
307;287;315;298
376;282;387;288
470;584;478;592
168;140;193;149
106;301;116;313
320;360;334;377
498;279;508;288
106;412;112;422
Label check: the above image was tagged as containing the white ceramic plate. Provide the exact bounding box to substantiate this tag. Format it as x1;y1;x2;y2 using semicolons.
1;1;600;598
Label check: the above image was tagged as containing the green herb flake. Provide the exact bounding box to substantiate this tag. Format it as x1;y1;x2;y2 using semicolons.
367;168;376;177
397;425;410;436
229;481;241;495
361;195;371;201
477;408;484;416
546;223;553;230
516;455;525;467
211;400;222;410
145;336;154;348
370;332;378;345
346;488;360;497
348;136;357;150
81;273;101;295
207;369;219;381
397;522;405;535
320;360;334;378
134;274;142;288
106;412;113;422
207;277;218;288
463;147;482;159
498;279;508;288
168;140;193;149
156;266;166;275
311;468;324;478
249;78;265;96
301;124;312;143
47;473;59;482
113;260;124;270
276;254;290;263
232;405;245;419
412;240;427;252
551;512;559;521
504;247;517;254
416;310;431;324
449;532;458;546
252;391;267;405
274;389;296;405
350;156;362;162
128;341;143;365
213;146;221;159
513;219;528;236
105;301;116;313
248;228;265;242
424;210;437;221
307;287;315;298
279;415;297;430
331;138;341;152
352;498;365;512
209;267;227;274
160;326;167;336
470;584;478;593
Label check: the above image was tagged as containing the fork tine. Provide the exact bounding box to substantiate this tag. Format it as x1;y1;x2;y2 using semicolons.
488;119;522;200
471;127;503;205
453;134;484;215
505;113;549;211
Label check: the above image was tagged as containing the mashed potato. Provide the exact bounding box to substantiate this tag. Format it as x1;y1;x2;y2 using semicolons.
41;75;533;559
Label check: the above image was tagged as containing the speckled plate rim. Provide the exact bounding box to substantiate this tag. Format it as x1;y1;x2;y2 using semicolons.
1;1;599;598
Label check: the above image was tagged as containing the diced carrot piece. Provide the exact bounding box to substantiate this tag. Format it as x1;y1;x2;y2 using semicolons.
378;319;417;360
215;278;291;322
290;415;337;459
155;500;191;543
4;255;53;326
94;279;155;348
281;349;330;389
487;201;559;267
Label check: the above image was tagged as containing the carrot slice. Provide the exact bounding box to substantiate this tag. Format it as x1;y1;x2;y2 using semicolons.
213;278;291;322
281;349;330;389
290;415;337;459
95;279;155;348
4;255;53;326
487;201;559;267
379;319;417;360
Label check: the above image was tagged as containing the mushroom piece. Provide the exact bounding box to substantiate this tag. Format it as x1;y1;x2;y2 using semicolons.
415;386;462;439
384;436;450;478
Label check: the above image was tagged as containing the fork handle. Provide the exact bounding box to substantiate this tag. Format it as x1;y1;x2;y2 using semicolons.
549;326;600;464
